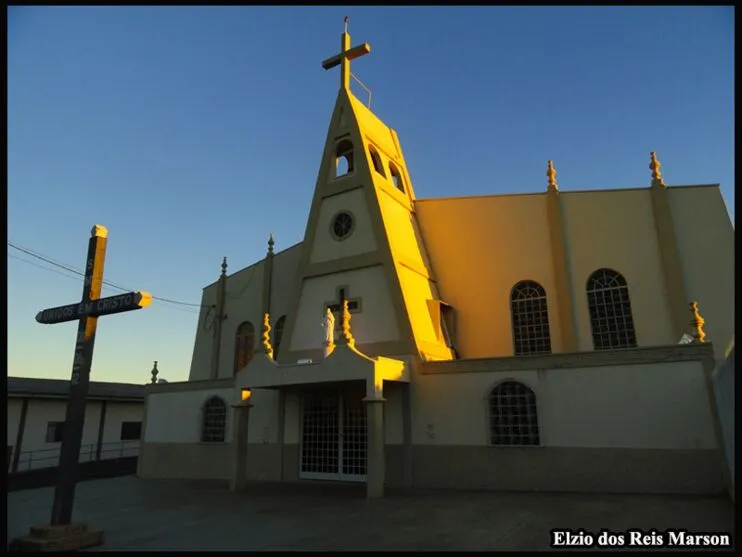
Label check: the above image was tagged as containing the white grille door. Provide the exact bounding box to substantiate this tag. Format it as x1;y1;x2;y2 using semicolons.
300;392;367;482
340;394;367;481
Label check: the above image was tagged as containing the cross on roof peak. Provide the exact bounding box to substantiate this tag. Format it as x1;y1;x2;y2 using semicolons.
321;17;371;91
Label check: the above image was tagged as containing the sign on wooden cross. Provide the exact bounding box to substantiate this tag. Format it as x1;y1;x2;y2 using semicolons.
34;224;152;526
324;286;361;332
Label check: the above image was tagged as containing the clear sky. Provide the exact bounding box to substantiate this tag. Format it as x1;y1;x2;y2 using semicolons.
8;6;734;384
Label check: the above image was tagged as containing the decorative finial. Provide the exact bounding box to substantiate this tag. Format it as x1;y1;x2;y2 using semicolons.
339;299;355;348
221;256;228;277
262;313;274;359
547;160;558;192
649;152;666;188
267;233;274;254
150;361;159;384
689;301;706;343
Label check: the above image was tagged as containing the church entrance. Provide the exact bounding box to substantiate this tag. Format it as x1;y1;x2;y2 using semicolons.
299;390;367;482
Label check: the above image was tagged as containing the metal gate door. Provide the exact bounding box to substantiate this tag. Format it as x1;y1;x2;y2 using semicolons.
300;392;366;482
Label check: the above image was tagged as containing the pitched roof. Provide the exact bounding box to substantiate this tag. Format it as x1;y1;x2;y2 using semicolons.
7;376;145;401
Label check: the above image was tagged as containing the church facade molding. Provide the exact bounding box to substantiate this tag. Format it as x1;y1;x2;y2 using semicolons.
422;343;716;375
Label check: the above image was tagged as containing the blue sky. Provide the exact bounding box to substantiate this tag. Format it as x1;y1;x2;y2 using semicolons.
8;6;734;384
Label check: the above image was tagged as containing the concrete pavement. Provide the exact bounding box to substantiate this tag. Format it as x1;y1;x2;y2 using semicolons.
7;476;735;551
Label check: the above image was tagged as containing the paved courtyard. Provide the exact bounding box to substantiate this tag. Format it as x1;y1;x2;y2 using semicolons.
7;476;735;551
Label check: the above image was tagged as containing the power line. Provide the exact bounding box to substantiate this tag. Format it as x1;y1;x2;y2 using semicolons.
9;251;200;316
8;253;90;283
7;254;201;317
8;248;198;315
8;241;207;310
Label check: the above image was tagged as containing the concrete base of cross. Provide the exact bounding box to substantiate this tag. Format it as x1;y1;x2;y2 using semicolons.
9;523;104;552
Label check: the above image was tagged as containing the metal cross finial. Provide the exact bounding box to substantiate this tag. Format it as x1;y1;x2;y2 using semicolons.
321;18;371;91
150;361;159;384
649;151;666;188
547;160;558;192
221;256;228;276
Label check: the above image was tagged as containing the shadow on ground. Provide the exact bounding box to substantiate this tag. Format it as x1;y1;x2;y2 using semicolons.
7;475;735;551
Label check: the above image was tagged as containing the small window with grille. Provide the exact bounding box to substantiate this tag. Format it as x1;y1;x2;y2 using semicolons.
201;396;227;443
488;381;540;446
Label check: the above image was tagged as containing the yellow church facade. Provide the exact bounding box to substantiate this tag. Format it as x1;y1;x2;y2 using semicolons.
138;27;735;499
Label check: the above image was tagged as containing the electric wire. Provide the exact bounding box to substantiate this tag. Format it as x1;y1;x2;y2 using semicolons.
8;242;207;312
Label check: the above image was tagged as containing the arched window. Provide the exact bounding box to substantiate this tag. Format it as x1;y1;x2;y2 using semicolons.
586;268;637;350
201;396;227;443
510;281;552;356
234;321;255;374
273;315;286;360
368;146;386;177
388;162;405;192
489;381;540;446
335;140;354;177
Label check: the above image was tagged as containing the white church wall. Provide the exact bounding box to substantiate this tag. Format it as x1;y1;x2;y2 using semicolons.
144;388;234;443
289;265;400;352
269;244;302;342
189;245;306;380
221;262;266;378
415;193;559;359
309;187;378;264
712;345;735;496
283;392;301;444
409;352;726;494
139;386;235;480
669;186;735;360
246;389;281;443
561;189;674;352
412;360;716;450
383;381;404;445
188;285;218;381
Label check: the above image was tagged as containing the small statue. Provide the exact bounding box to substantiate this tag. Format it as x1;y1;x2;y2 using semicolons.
321;308;336;358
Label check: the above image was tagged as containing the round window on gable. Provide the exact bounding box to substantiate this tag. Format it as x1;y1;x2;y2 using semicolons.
330;211;355;241
388;162;405;193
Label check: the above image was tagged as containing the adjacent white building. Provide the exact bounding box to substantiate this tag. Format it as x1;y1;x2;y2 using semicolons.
7;377;145;472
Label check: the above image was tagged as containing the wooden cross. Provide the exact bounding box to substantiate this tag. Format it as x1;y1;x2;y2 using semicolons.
35;225;152;526
321;17;371;91
324;286;361;331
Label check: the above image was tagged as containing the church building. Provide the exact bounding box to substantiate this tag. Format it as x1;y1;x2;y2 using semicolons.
138;25;735;499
